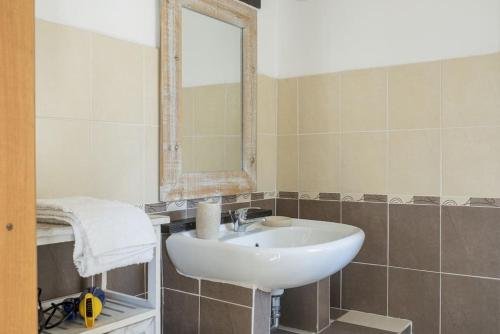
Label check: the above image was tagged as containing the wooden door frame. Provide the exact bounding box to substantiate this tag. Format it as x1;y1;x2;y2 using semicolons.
0;0;37;332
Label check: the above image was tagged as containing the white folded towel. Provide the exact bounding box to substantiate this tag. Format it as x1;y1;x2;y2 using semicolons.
37;197;157;277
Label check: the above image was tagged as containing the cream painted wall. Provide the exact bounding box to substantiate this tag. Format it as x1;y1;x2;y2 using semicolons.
35;0;160;47
35;0;278;77
274;0;500;78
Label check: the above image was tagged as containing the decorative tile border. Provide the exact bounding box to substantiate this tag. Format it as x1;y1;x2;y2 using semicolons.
222;195;238;204
251;192;264;201
144;191;277;214
299;192;320;200
319;193;341;201
236;193;252;203
279;191;299;199
167;200;187;212
144;191;500;214
144;202;168;214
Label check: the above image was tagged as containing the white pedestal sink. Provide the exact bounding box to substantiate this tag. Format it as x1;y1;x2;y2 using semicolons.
166;219;364;291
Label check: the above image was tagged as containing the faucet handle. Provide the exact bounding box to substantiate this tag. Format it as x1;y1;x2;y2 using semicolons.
234;207;261;220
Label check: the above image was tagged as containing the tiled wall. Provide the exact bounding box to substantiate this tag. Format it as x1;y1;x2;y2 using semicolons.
277;52;500;201
276;52;500;334
36;19;160;205
36;19;279;206
275;194;500;334
35;19;279;332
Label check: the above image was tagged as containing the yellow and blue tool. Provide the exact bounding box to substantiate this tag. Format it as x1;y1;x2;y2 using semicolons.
39;287;106;333
61;287;106;328
78;287;106;328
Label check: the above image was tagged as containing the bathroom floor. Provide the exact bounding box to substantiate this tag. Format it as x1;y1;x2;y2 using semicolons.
274;322;410;334
273;308;411;334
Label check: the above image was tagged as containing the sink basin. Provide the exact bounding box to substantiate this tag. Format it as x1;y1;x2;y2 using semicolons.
166;219;364;291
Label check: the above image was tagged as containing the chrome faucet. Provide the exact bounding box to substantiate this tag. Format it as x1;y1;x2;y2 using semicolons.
229;207;265;232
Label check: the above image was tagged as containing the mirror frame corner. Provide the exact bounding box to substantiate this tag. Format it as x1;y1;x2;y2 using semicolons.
160;0;257;201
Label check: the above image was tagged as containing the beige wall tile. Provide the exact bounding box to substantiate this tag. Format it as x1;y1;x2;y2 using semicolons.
92;34;143;123
257;134;277;192
36;20;91;119
182;136;195;173
258;75;277;135
224;136;242;171
443;127;500;197
194;85;226;136
225;83;242;136
341;132;387;194
298;74;340;134
145;126;159;204
182;88;196;137
388;130;440;196
143;46;159;126
388;62;441;129
193;136;225;172
299;134;340;193
278;78;298;135
277;135;298;191
90;123;145;204
36;118;91;198
341;68;387;131
443;53;500;127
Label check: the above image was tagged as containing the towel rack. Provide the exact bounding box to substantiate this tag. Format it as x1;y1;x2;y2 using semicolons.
36;215;170;334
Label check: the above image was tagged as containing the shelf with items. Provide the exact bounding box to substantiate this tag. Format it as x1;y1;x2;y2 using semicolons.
37;215;169;334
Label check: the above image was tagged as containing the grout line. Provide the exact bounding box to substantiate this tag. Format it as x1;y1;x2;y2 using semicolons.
296;78;300;212
273;123;500;137
338;74;343;311
197;279;201;334
163;287;199;297
251;289;255;334
438;59;444;334
316;281;320;332
351;262;500;281
385;68;390;317
200;295;253;309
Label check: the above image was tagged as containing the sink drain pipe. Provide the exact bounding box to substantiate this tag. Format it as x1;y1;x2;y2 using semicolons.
271;295;281;329
270;289;284;329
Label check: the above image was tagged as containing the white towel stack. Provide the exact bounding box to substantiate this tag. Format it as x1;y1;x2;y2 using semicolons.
37;197;157;277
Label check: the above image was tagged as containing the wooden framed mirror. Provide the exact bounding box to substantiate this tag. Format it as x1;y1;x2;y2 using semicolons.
160;0;257;201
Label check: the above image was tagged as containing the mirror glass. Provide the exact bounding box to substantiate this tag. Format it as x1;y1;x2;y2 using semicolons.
181;8;243;173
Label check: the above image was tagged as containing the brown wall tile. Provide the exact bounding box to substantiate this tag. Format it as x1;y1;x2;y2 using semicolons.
37;242;83;300
342;202;388;265
163;235;200;293
281;283;318;331
200;280;253;307
318;278;331;330
299;199;340;222
276;198;299;218
253;290;271;334
442;274;500;334
200;297;252;334
342;263;387;315
389;204;440;271
163;289;199;334
388;268;440;334
331;271;341;308
222;202;250;213
107;264;145;296
251;198;276;215
442;206;500;278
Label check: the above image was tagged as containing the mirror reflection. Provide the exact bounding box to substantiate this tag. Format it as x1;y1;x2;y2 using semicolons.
182;8;243;173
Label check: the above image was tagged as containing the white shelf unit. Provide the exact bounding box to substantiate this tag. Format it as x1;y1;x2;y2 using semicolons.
37;215;169;334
